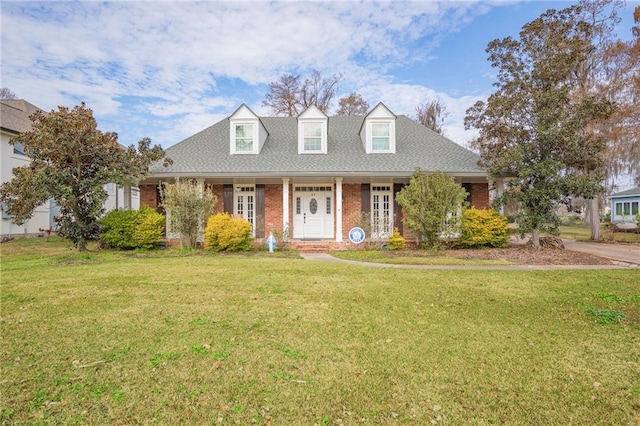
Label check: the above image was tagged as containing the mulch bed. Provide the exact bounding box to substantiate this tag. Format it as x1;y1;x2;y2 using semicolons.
388;246;614;265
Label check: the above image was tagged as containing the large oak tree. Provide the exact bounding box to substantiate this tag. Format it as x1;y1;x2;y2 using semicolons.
465;4;615;247
0;103;170;251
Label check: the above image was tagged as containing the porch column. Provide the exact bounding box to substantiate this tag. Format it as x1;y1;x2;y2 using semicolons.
335;177;343;242
282;178;290;235
123;182;132;210
196;179;205;243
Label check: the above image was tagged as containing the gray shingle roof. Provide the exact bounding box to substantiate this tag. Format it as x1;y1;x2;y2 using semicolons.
610;187;640;198
151;115;485;178
0;99;42;133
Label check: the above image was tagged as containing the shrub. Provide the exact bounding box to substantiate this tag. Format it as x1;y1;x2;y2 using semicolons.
133;207;166;249
100;206;165;250
457;208;509;248
387;227;406;251
204;213;252;252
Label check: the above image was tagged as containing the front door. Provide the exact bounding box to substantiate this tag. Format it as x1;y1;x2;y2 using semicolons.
293;186;333;239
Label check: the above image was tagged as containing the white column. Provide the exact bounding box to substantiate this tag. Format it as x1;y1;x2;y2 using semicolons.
282;178;290;235
335;177;343;242
123;182;132;210
196;179;205;244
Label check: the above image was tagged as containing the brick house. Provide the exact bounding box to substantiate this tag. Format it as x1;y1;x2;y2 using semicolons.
139;103;490;246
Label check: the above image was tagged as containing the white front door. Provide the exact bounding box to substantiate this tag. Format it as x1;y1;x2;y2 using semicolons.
293;186;334;239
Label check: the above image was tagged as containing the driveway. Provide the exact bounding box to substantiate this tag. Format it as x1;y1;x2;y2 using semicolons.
563;239;640;267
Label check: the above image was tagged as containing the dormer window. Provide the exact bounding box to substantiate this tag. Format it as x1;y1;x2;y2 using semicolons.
298;105;328;154
229;104;267;155
234;123;254;152
361;102;396;154
303;122;322;151
371;123;390;151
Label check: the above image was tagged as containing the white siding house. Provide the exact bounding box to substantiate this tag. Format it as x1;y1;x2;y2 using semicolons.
0;100;52;237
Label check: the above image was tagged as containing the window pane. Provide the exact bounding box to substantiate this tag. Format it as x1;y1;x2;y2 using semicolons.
632;202;639;215
304;123;322;137
13;142;25;155
372;123;389;137
372;123;389;151
616;203;622;215
304;123;322;151
624;202;631;215
372;137;389;150
235;124;253;152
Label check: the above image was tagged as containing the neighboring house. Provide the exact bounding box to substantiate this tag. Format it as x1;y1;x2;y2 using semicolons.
140;103;492;246
1;98;138;239
0;99;52;237
609;187;640;228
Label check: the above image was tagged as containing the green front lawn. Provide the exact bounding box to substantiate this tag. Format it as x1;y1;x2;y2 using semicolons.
1;238;639;424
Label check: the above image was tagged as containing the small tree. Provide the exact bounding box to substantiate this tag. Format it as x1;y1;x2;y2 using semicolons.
395;169;468;248
0;103;169;251
159;179;217;249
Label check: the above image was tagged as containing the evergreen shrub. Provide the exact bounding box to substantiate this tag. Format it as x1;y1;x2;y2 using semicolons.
100;206;165;250
387;227;406;251
204;213;252;252
457;208;509;248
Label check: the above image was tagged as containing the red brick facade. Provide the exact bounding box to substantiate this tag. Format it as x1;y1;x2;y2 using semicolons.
140;181;490;242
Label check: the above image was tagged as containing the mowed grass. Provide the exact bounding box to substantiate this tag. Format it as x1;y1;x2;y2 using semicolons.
1;239;639;425
559;224;640;243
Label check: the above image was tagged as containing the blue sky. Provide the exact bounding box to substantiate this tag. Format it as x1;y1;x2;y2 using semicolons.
1;1;637;152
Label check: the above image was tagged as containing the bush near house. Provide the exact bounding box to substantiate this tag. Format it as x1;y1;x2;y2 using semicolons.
204;213;252;252
387;227;406;250
99;206;165;250
457;208;509;248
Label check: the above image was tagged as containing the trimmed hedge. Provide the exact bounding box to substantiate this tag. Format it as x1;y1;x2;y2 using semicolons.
204;213;252;252
100;206;165;250
457;208;509;248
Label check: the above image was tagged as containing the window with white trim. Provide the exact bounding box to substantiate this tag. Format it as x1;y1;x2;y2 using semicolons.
303;122;322;152
234;124;254;153
371;185;393;238
372;123;390;151
235;185;255;235
615;201;639;217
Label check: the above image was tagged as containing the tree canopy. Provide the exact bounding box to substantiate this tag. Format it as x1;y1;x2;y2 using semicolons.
262;70;343;116
414;99;448;134
336;92;369;116
465;4;615;247
0;103;170;251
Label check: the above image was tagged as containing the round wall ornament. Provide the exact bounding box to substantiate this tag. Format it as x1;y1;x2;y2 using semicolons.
348;227;366;244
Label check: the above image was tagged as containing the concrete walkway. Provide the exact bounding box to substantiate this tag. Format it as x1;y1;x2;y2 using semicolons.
300;240;639;270
563;239;639;267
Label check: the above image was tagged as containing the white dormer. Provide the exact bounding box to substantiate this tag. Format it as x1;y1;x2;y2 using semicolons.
297;105;328;154
229;104;268;155
360;102;396;154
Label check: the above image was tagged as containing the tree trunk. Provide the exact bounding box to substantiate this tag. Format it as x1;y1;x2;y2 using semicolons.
77;240;88;252
530;228;541;248
587;198;601;240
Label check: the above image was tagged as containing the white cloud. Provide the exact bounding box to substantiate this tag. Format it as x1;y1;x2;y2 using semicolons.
1;1;500;148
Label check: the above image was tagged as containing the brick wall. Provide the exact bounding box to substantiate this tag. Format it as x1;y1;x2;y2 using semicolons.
341;184;363;241
140;185;158;208
469;183;490;209
264;184;283;234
